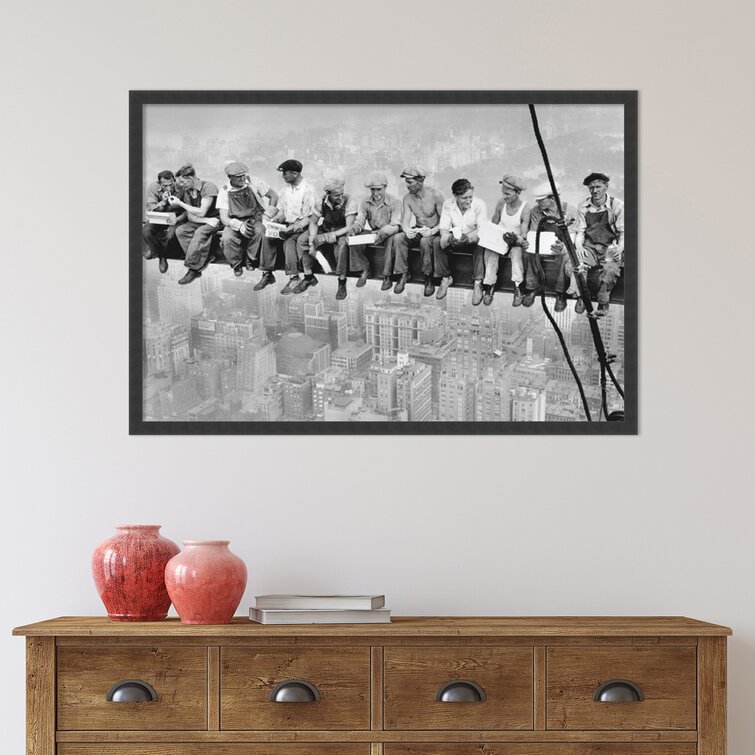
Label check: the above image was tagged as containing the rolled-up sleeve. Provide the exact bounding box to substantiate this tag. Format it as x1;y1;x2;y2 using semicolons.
438;201;453;233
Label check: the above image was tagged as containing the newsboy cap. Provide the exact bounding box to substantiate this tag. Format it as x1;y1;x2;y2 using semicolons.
400;166;426;179
499;174;526;192
224;161;248;176
533;181;562;201
323;177;345;192
277;159;303;173
364;172;388;188
583;172;610;185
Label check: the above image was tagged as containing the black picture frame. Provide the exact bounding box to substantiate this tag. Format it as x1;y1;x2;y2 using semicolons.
130;90;637;435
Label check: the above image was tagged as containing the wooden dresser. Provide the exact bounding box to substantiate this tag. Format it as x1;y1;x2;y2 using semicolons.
13;616;731;755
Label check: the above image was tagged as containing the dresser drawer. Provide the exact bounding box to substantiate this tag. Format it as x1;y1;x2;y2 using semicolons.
59;746;371;754
58;742;370;755
220;646;371;730
57;644;207;730
547;645;697;730
384;647;533;730
385;747;696;755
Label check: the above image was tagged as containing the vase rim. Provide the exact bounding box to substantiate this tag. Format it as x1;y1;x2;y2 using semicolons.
116;524;162;531
182;540;230;547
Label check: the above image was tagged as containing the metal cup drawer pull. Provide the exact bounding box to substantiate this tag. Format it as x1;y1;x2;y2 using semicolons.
268;679;321;703
105;680;158;703
435;680;487;702
593;679;645;702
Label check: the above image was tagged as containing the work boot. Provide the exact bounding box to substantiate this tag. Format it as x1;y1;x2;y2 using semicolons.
280;276;299;295
254;271;275;291
293;275;318;294
575;297;586;314
472;281;483;306
522;289;537;307
482;286;494;307
233;265;244;277
246;257;258;270
178;269;202;285
336;279;348;300
423;276;435;297
381;276;393;291
512;285;523;307
159;258;168;274
394;273;408;295
436;276;453;300
356;269;369;288
554;293;567;312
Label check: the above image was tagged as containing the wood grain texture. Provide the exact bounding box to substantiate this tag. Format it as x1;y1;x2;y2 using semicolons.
12;616;733;638
208;646;220;730
534;645;546;730
698;636;727;755
26;637;55;755
384;746;696;755
371;646;384;730
57;644;207;731
547;645;697;730
384;647;533;730
220;646;371;730
56;729;698;743
371;744;383;755
58;746;370;754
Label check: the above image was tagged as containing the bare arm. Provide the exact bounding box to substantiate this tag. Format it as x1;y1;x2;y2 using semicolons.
171;195;214;221
491;198;504;225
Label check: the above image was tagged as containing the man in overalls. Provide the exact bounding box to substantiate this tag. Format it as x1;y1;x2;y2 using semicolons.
570;172;625;314
303;177;357;298
217;162;279;279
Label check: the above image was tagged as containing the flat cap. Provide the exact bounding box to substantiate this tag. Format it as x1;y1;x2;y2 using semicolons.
499;174;526;192
400;166;426;179
583;171;610;185
364;172;388;188
533;180;562;201
277;159;303;173
224;161;248;176
323;176;345;192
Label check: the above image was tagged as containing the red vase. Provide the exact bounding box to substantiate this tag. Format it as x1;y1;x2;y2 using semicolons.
164;541;247;625
92;525;180;622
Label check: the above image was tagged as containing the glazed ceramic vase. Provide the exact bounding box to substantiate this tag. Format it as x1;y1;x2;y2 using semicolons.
92;525;180;622
164;541;247;625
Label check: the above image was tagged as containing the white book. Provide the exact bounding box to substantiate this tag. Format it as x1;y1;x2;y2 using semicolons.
255;594;385;610
526;230;559;255
250;608;391;624
347;233;377;246
146;211;177;226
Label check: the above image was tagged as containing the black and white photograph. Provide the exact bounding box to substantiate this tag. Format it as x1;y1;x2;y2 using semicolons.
130;91;637;434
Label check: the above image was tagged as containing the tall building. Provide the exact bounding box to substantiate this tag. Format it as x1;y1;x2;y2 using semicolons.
236;337;276;394
157;272;204;329
184;357;226;400
396;360;433;422
511;386;546;422
282;377;313;420
408;336;456;420
143;322;189;378
305;306;348;351
221;278;259;315
475;365;513;422
371;360;400;416
365;302;444;360
450;308;504;381
275;332;331;378
260;379;284;421
438;369;475;422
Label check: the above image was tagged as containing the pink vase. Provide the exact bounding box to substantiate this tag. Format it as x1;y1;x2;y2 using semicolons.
92;525;180;622
164;541;247;625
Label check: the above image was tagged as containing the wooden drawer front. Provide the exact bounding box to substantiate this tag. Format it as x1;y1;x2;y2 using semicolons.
547;646;697;730
57;644;207;730
59;746;371;755
220;647;371;730
384;647;533;730
385;747;696;755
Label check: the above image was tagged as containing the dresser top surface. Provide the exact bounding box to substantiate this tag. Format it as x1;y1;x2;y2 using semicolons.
13;615;732;637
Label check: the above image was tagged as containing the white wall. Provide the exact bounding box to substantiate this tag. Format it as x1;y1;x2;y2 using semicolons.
1;0;753;751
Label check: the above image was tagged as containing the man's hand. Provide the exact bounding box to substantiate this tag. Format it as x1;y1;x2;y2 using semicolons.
418;226;432;238
405;227;418;240
263;207;277;220
348;225;361;237
279;225;293;239
167;195;183;207
550;240;564;254
324;231;338;244
166;214;177;226
374;228;387;245
608;244;623;261
240;221;254;239
576;245;588;264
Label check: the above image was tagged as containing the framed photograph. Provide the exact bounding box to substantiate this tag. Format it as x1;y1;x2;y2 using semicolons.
130;91;637;435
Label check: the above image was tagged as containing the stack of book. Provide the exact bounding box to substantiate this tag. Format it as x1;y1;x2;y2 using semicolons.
249;595;390;624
